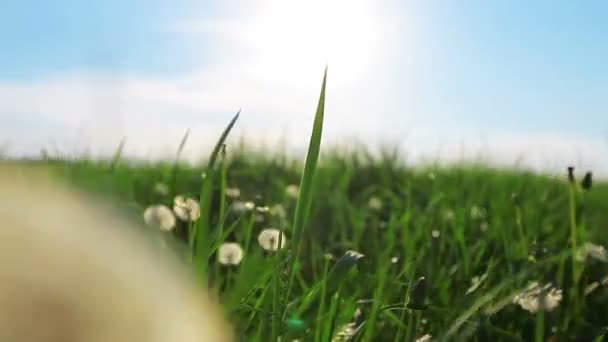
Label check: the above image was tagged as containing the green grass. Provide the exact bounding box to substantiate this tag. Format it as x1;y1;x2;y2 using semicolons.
12;72;608;341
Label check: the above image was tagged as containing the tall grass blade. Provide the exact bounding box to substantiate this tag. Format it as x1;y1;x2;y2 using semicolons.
283;67;327;316
193;110;241;279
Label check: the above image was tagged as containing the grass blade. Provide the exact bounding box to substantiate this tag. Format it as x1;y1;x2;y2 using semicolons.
283;67;327;320
193;110;241;279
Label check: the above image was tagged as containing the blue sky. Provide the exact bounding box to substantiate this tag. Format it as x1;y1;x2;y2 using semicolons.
1;0;606;174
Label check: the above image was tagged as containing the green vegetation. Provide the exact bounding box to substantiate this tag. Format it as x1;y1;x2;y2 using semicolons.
18;72;608;341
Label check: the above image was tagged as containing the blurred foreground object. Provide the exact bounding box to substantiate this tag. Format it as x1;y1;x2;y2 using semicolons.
0;164;233;342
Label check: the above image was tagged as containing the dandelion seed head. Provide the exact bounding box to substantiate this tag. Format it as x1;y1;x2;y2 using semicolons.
144;205;176;231
257;228;287;251
513;282;563;313
431;230;440;238
173;196;200;222
218;243;244;266
391;256;399;264
285;184;300;199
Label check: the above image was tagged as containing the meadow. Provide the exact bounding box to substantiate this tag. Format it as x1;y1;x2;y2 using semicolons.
17;72;608;341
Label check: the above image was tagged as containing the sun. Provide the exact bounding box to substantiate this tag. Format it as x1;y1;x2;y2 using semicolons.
236;0;383;86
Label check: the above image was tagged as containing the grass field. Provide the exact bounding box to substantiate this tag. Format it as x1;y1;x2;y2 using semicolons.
11;73;608;341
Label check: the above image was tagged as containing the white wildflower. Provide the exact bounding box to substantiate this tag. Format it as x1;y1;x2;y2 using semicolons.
144;205;176;231
513;282;563;313
431;230;441;238
225;187;241;198
257;228;287;251
173;195;200;222
285;184;300;199
345;250;365;260
416;334;432;342
576;242;608;263
153;182;169;196
217;243;244;266
466;273;488;294
244;201;255;211
391;256;399;264
368;196;383;210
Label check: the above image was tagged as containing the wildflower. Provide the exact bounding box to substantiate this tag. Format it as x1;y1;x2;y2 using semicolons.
431;230;441;238
257;228;287;251
217;242;244;266
466;273;488;294
576;242;607;263
225;187;241;198
173;196;200;222
144;205;176;231
416;334;432;342
285;184;300;199
391;256;399;264
513;282;563;313
153;182;169;196
368;196;383;210
269;204;286;218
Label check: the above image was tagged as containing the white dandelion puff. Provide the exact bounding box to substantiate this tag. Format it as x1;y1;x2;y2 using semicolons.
431;230;441;238
368;196;383;210
576;242;608;263
225;187;241;198
513;282;563;313
257;228;287;251
173;196;200;222
285;184;300;199
217;243;244;266
144;205;176;231
391;256;399;264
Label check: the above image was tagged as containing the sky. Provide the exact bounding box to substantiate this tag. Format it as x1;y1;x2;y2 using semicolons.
1;0;607;176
